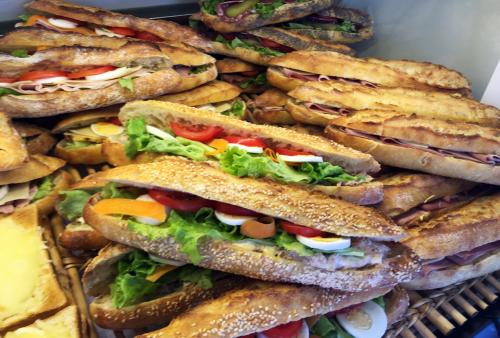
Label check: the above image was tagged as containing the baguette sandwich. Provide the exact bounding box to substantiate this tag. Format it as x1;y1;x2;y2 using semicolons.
0;27;218;93
83;243;249;329
325;111;500;185
82;158;420;291
13;121;56;155
22;0;210;49
247;88;296;125
288;80;498;127
197;0;339;33
138;282;408;338
2;305;80;338
268;50;471;93
377;172;480;227
0;154;72;216
52;106;122;165
0;42;181;118
158;80;248;120
216;58;268;93
189;16;353;66
402;192;500;290
0;206;67;331
103;100;384;205
0;112;28;171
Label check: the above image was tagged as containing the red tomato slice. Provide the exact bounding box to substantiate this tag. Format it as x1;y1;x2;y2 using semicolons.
109;26;136;36
19;70;69;81
281;221;326;238
149;189;213;213
215;202;260;217
136;31;163;42
240;70;259;77
170;122;223;142
275;148;314;156
224;136;267;148
261;320;303;338
67;66;116;79
259;38;294;53
0;77;17;83
109;117;122;126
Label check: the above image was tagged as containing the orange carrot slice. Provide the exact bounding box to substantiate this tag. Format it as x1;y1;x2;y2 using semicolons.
93;198;166;222
205;138;228;156
146;265;178;282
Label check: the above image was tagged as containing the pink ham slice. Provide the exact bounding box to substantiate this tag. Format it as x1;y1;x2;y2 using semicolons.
447;241;500;265
304;102;350;115
421;259;454;276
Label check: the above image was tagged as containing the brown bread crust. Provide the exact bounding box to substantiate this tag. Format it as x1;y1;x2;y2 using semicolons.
286;98;336;126
13;122;56;155
312;181;384;206
0;112;28;171
324;127;500;185
216;58;258;73
101;141;165;167
266;66;305;91
174;64;218;93
54;142;106;165
158;81;241;106
59;224;109;251
0;154;65;185
51;107;118;133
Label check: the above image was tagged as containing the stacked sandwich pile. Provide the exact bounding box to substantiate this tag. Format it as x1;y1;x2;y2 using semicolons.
0;1;498;337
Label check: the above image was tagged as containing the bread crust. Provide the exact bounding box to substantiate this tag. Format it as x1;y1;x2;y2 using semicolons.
286;98;337;126
403;250;500;290
378;172;477;217
0;154;65;185
324;127;500;185
402;193;500;259
1;68;181;118
266;66;305;91
293;81;500;126
312;181;384;206
54;141;106;165
14;122;56;155
173;64;218;93
26;0;210;50
119;100;380;174
33;170;73;217
102;141;164;167
52;107;118;133
0;112;28;171
198;0;337;32
59;224;109;251
249;88;295;125
216;58;258;73
158;81;241;106
210;41;275;66
137;282;391;338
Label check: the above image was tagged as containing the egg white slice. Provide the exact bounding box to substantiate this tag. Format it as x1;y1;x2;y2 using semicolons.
90;122;124;137
336;301;388;338
277;154;323;163
48;17;78;29
257;320;309;338
296;235;351;251
146;125;176;140
0;185;8;201
85;67;137;81
134;194;169;226
215;210;255;226
148;254;186;266
34;76;69;85
227;143;263;154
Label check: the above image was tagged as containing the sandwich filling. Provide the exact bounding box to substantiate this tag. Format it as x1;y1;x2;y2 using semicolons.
220;71;267;91
92;183;393;272
59;118;125;150
196;98;247;119
337;127;500;166
123;117;369;186
0;176;54;214
275;67;377;87
281;13;363;34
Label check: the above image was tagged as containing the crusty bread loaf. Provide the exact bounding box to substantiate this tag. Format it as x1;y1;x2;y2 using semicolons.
136;282;391;338
198;0;337;33
312;181;384;205
0;154;65;185
216;58;258;74
291;81;499;126
119;100;380;174
210;41;275;66
13;122;56;155
158;81;241;106
174;63;218;93
26;0;210;50
286;98;338;126
59;223;109;251
403;193;500;259
378;172;477;217
249;88;296;125
102;140;165;167
325;127;500;185
0;112;28;171
403;250;500;290
52;107;119;133
0;206;67;331
266;66;306;91
54;141;106;165
33;170;73;216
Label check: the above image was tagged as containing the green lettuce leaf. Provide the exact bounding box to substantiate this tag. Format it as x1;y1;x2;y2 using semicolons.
63;140;95;149
188;65;209;75
101;182;139;199
18;13;31;22
32;176;54;203
296;162;365;184
56;190;92;221
11;49;29;58
239;73;267;89
274;230;314;256
176;265;213;289
311;316;355;338
215;35;284;57
201;0;223;14
255;0;285;18
336;20;356;33
373;295;385;309
118;77;134;91
221;99;246;118
0;88;21;97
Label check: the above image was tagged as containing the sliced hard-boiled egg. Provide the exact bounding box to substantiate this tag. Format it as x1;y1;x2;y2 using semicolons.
227;143;264;154
48;17;79;29
146;125;176;140
85;67;137;81
257;320;309;338
336;301;388;338
135;194;169;226
34;76;69;84
215;210;256;226
148;254;186;266
296;235;351;251
277;154;323;163
0;185;9;201
94;27;125;38
90;122;124;137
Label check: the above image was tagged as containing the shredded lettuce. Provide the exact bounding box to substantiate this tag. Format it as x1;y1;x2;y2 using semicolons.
274;230;314;256
188;65;209;75
201;0;222;14
101;182;139;199
56;190;93;221
32;176;54;203
222;99;246;118
118;77;134;91
311;316;354;338
254;0;285;18
0;88;21;97
336;20;356;33
215;35;284;57
11;49;29;58
239;73;267;89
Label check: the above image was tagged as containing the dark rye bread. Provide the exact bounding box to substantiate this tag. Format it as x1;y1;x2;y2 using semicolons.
136;282;392;338
198;0;337;33
0;112;28;171
158;81;241;107
119;100;380;174
0;154;65;185
83;243;249;329
13;122;56;155
292;81;500;126
26;0;210;50
403;193;500;259
269;51;470;91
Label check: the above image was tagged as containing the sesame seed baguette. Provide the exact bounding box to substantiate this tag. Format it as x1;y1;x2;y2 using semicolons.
118;100;380;174
157;80;241;107
0;112;28;171
136;282;393;338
